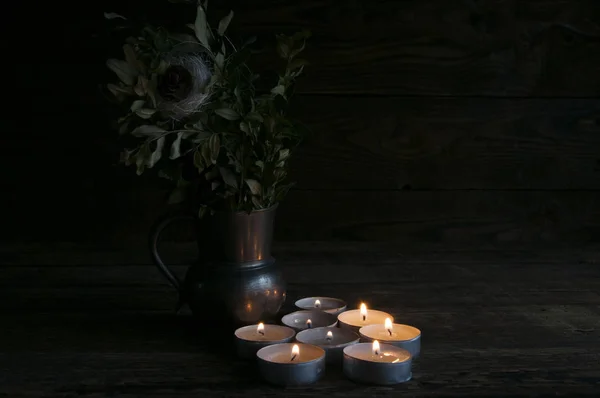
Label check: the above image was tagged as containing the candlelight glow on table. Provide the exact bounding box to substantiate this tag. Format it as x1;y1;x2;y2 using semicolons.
234;322;295;359
296;326;360;364
337;303;393;332
343;340;413;385
359;317;422;357
257;343;326;386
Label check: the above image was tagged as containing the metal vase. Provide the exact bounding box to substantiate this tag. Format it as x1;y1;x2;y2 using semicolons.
149;205;286;326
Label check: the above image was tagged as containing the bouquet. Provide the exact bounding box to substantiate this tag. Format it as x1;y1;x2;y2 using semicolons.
105;1;310;217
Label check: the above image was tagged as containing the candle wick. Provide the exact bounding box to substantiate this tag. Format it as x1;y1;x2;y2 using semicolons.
259;330;264;336
290;354;297;362
388;329;392;336
375;349;379;356
362;315;366;321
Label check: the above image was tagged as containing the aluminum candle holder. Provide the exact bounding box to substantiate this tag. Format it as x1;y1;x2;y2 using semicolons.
359;320;421;358
343;342;412;385
295;296;347;315
296;326;359;364
234;323;296;359
281;310;338;332
257;343;326;386
337;303;393;333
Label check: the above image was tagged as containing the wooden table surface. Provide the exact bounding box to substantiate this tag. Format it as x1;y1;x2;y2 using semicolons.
1;242;599;397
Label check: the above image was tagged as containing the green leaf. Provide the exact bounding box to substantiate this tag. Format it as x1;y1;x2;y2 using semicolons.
245;179;262;195
108;83;134;97
246;112;263;123
271;85;286;97
135;144;151;175
104;12;126;20
198;205;209;219
107;59;137;85
239;121;249;134
279;148;290;161
135;108;156;119
201;142;212;166
170;132;184;159
130;125;165;137
251;195;263;209
134;76;149;96
208;133;220;162
130;100;145;111
194;5;211;49
168;186;188;204
217;11;234;36
219;166;238;188
215;108;240;120
193;150;204;170
215;52;224;69
276;35;290;59
123;44;138;69
147;136;165;167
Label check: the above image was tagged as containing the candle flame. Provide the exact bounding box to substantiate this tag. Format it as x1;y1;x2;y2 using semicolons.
360;303;367;321
314;299;321;308
372;340;380;356
291;344;300;361
385;318;393;335
257;322;265;336
326;331;333;341
306;319;312;329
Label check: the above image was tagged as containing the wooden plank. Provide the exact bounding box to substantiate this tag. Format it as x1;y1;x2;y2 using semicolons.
3;189;599;245
83;0;600;97
1;246;598;395
276;190;600;244
13;96;600;192
286;96;600;190
0;348;598;397
1;305;598;351
1;257;598;311
3;242;598;266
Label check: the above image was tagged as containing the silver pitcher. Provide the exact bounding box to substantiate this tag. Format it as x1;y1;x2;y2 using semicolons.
149;205;286;326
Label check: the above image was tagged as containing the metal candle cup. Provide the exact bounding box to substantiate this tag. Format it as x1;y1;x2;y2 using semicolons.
343;342;412;385
296;326;359;364
337;304;393;333
234;323;296;359
281;310;338;332
359;321;421;358
257;343;326;386
295;297;347;315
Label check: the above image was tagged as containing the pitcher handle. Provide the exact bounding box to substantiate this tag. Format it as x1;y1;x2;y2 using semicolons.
149;213;196;291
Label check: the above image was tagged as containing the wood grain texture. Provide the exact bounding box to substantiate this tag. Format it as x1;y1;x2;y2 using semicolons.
276;190;600;244
4;187;598;245
287;96;600;190
57;0;600;97
212;0;600;96
0;244;599;396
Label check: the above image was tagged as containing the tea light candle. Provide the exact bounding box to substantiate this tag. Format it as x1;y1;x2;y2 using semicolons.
337;303;393;332
234;322;295;359
359;318;421;358
343;340;412;385
296;326;359;364
257;343;326;386
281;310;338;332
295;296;347;315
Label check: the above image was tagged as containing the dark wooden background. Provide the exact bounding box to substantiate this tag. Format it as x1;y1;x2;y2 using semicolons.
4;0;600;247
